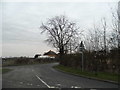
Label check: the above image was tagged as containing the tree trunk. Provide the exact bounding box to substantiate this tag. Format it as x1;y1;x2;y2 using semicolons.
59;45;64;65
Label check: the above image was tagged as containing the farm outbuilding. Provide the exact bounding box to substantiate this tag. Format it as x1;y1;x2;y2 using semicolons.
44;50;57;58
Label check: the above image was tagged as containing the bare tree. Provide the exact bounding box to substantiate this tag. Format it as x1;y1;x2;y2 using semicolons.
85;23;103;52
101;17;107;53
118;1;120;49
40;15;80;58
109;5;119;49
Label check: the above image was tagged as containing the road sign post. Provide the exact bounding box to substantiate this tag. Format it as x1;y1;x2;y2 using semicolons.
79;41;85;71
81;52;84;71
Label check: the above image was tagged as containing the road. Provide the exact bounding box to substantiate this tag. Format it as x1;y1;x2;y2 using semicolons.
2;63;118;89
0;73;2;89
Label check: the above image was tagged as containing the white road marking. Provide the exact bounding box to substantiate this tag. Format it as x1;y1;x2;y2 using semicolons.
36;75;51;88
56;83;61;88
74;86;81;88
71;86;81;88
50;86;56;88
27;83;32;86
90;89;97;90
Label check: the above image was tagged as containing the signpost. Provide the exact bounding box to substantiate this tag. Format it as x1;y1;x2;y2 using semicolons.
78;51;84;71
79;41;85;71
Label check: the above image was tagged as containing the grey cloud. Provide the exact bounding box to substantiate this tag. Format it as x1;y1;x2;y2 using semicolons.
2;2;117;57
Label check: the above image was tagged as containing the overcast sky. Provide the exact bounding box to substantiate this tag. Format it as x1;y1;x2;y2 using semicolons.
1;1;118;57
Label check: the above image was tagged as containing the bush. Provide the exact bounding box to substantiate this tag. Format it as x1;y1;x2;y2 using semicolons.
60;50;119;74
2;57;58;66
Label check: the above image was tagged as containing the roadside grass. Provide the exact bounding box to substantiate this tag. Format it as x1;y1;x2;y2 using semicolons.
0;68;2;74
54;65;119;82
2;68;12;74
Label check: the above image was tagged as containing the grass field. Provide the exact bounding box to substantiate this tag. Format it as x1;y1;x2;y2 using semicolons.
54;65;119;82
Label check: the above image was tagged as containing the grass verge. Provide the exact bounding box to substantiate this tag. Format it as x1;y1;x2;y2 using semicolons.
54;65;119;83
2;68;12;74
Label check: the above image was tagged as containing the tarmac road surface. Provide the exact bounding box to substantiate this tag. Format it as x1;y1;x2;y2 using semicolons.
2;63;118;89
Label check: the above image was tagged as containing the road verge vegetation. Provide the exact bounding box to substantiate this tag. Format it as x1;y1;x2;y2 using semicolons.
2;57;58;67
2;68;12;74
54;65;119;83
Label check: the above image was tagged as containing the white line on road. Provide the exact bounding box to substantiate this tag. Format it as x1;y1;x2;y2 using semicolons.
36;75;51;88
71;86;81;88
90;89;97;90
27;83;33;86
74;86;81;88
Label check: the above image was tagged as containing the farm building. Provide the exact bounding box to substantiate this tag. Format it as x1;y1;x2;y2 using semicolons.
43;50;57;58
